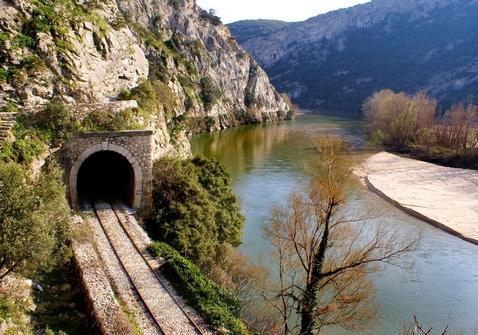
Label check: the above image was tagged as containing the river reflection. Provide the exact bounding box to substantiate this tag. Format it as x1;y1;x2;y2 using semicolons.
190;114;478;334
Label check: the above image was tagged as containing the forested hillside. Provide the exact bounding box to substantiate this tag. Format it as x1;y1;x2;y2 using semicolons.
230;0;478;116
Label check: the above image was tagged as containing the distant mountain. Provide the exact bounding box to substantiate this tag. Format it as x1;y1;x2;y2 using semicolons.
227;20;290;44
230;0;478;116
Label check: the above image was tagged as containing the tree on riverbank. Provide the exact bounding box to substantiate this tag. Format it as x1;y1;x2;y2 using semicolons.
363;89;436;147
262;137;419;335
363;89;478;165
148;156;244;267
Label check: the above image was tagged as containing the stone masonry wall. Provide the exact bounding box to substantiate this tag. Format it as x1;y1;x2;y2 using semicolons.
66;131;153;214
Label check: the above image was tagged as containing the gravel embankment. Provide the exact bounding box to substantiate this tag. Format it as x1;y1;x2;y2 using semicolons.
72;239;132;334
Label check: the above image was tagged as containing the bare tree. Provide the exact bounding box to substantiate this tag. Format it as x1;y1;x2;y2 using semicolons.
363;89;410;146
400;315;449;335
363;89;436;147
263;137;420;335
364;89;478;161
458;103;476;156
207;248;284;334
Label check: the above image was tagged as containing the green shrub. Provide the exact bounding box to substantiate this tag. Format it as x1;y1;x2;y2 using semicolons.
188;39;204;58
148;156;243;266
110;13;128;30
119;81;158;115
0;103;18;114
0;162;71;281
199;9;222;26
24;0;75;37
119;80;180;127
0;116;45;165
0;68;6;82
168;114;188;144
200;77;222;111
0;101;80;163
21;0;90;60
86;13;109;39
204;116;216;130
5;138;43;164
0;32;9;43
149;242;249;334
19;55;47;78
80;108;142;132
12;34;35;49
0;295;13;320
152;81;177;118
36;99;79;146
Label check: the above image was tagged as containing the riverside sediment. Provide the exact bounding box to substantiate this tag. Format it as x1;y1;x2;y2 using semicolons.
362;152;478;245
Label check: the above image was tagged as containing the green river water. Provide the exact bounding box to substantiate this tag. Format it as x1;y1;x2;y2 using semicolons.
190;115;478;334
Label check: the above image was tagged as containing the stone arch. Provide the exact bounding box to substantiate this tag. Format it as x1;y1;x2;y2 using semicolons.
69;143;143;210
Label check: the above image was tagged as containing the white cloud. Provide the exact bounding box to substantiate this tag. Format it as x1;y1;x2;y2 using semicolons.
196;0;371;23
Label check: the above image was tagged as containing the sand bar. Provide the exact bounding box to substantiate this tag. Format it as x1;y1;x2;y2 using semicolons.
363;152;478;244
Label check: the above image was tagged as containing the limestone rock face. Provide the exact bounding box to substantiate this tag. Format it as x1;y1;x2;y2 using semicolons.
67;23;149;101
115;0;291;126
0;0;291;158
1;0;147;105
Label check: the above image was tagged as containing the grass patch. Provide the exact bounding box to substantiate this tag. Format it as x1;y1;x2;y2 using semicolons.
80;108;143;132
0;295;14;320
0;287;32;334
149;242;250;335
0;115;45;165
0;32;9;42
117;298;142;335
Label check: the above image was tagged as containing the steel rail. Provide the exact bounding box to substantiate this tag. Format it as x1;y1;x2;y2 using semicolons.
93;201;206;335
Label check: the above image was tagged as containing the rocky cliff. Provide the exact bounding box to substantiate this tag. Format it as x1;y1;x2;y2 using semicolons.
0;0;292;158
227;20;289;44
232;0;478;115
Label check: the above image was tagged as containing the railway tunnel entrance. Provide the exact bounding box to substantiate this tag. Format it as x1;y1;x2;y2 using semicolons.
77;151;135;207
67;131;153;214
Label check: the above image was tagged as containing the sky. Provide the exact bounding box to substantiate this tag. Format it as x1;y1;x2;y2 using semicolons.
195;0;371;24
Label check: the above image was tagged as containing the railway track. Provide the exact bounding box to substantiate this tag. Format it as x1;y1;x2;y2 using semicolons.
92;201;207;335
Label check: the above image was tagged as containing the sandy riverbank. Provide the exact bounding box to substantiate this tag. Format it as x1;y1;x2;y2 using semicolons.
362;152;478;245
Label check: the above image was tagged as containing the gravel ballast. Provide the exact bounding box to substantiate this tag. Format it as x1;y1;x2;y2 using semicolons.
90;202;211;335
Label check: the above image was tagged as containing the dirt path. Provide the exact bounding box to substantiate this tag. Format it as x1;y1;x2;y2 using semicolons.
362;152;478;245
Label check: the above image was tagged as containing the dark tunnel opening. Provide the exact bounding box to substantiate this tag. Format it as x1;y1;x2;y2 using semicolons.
77;151;135;208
